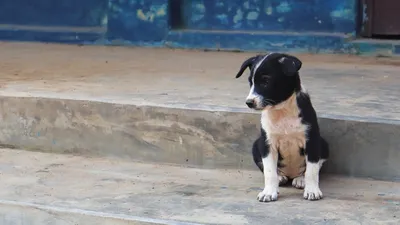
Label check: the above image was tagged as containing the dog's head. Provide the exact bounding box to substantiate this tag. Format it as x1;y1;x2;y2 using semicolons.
235;52;302;110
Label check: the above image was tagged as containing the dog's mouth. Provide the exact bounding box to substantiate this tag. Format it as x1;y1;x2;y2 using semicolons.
246;99;268;110
250;105;265;111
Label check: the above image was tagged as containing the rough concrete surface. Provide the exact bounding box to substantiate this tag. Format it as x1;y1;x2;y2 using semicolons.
0;42;400;120
0;149;399;225
0;42;399;180
1;96;400;181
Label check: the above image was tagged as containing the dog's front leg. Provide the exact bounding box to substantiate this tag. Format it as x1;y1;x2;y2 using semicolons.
257;149;279;202
303;156;324;200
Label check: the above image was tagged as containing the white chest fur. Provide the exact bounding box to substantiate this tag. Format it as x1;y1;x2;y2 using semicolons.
261;94;309;178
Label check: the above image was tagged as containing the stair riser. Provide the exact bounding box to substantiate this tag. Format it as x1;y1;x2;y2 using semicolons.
0;96;399;181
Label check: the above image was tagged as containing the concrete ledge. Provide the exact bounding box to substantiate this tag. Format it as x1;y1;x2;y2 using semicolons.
0;200;199;225
0;29;104;45
165;30;356;54
2;29;400;57
0;96;399;181
165;30;400;57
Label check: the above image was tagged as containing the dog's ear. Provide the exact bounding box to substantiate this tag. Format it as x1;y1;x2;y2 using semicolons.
235;56;259;78
278;55;302;76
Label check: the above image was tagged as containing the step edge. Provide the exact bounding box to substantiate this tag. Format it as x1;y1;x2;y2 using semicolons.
0;199;205;225
1;95;399;125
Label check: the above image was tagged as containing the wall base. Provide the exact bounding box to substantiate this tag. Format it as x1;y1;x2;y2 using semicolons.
1;27;400;57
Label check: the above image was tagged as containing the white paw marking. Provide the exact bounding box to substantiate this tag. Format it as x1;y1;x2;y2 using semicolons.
279;175;288;185
303;160;323;201
259;154;279;202
292;176;305;189
257;186;279;202
303;185;323;200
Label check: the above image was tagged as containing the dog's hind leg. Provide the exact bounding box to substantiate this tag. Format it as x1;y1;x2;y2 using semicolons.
292;176;305;189
279;175;289;185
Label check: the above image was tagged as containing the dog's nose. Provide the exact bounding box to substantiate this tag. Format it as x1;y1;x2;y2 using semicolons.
246;99;255;108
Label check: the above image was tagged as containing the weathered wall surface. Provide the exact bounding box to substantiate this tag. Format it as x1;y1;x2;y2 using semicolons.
0;0;359;54
0;1;398;56
185;0;356;33
108;0;169;43
0;0;108;27
0;96;399;181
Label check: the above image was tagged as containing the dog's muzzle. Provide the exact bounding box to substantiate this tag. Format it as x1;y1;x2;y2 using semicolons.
246;99;255;108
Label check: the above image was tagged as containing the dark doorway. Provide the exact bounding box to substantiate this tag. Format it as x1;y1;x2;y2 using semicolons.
361;0;400;38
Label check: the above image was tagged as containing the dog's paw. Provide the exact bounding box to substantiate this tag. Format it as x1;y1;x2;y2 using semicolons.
303;186;323;201
279;175;288;185
292;176;305;189
257;187;279;202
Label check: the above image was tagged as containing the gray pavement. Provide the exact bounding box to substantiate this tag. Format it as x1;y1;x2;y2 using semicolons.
1;43;400;225
0;42;399;121
0;148;399;225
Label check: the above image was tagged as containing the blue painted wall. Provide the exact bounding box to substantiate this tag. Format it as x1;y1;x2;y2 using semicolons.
108;0;169;43
0;0;108;27
186;0;356;33
0;0;398;56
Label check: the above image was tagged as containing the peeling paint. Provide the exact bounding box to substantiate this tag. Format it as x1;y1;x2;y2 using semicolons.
243;1;250;10
108;0;168;43
265;7;273;15
233;9;244;23
276;2;291;13
136;10;150;22
1;0;398;56
246;12;259;20
362;3;369;23
194;3;206;13
186;0;356;33
331;9;354;20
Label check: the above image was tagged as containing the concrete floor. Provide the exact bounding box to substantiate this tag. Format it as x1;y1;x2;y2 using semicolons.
0;42;400;121
0;148;398;225
1;43;400;224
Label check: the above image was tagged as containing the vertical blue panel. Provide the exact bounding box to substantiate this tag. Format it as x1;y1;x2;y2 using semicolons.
108;0;169;43
0;0;108;27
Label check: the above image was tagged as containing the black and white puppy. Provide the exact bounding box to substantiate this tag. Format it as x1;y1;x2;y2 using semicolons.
235;52;329;202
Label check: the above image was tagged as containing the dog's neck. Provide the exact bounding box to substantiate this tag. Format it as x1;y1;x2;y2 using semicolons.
261;92;301;133
263;92;298;116
261;91;307;142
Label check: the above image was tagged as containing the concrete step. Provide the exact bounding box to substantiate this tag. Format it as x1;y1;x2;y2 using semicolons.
0;148;399;225
0;42;400;181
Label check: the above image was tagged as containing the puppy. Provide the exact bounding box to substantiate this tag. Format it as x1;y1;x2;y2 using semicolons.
235;53;329;202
